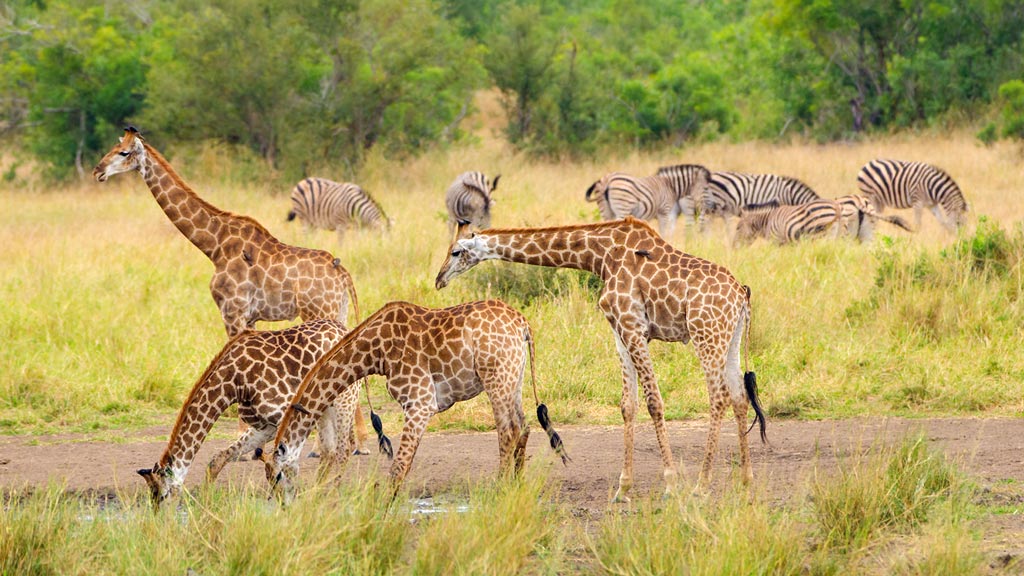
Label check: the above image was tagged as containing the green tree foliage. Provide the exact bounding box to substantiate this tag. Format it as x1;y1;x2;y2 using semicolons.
3;1;147;179
996;79;1024;140
2;0;1024;177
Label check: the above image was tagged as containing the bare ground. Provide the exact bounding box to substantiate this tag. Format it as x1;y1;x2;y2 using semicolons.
2;417;1023;569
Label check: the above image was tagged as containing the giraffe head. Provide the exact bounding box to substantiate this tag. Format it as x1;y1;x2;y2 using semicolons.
137;463;179;510
259;444;300;505
435;231;494;289
93;126;147;182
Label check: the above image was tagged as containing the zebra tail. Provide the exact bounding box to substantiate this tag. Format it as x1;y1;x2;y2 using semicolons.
584;180;602;202
882;214;914;233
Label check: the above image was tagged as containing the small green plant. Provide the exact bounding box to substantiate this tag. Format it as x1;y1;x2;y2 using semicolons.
811;436;963;551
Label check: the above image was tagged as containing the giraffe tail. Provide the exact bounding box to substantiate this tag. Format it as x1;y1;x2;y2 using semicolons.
364;379;393;459
742;285;767;444
527;327;571;465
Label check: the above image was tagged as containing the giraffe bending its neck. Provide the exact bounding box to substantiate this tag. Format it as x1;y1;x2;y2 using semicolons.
436;217;766;501
265;300;568;504
136;320;370;509
93;127;359;336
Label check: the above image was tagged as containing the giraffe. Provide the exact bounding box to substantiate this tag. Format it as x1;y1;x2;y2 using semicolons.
435;218;767;502
136;320;383;509
263;300;569;503
92;127;359;337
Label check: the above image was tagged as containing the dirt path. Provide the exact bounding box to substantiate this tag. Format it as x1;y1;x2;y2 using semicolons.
2;417;1023;562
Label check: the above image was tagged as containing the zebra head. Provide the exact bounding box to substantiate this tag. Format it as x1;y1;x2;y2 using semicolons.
93;126;148;182
435;233;493;290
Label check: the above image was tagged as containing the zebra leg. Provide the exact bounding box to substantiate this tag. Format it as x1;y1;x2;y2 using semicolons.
657;212;676;240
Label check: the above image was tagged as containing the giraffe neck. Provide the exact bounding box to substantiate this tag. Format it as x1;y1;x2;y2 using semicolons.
138;143;237;261
274;316;387;464
157;381;234;488
476;226;610;276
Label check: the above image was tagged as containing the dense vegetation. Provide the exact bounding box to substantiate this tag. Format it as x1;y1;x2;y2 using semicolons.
3;0;1024;180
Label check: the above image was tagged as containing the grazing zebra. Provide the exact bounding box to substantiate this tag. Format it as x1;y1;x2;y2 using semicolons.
584;164;709;238
705;172;821;231
734;199;843;245
835;194;913;242
855;159;968;232
287;178;390;244
446;171;499;240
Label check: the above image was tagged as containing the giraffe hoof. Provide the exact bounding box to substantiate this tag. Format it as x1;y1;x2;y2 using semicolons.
353;449;370;456
307;451;320;459
610;492;631;504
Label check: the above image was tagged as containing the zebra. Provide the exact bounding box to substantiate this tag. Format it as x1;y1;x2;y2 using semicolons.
445;171;499;240
287;177;390;244
704;172;822;231
855;159;968;232
734;199;843;245
835;194;913;242
584;164;709;238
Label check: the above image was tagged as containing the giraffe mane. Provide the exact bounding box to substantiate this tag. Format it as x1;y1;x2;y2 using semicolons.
160;330;252;467
142;142;279;241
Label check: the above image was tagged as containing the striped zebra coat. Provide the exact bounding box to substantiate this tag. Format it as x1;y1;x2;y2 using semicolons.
446;171;499;240
855;159;968;232
835;194;913;243
584;164;709;238
705;172;821;230
287;178;390;244
734;199;843;245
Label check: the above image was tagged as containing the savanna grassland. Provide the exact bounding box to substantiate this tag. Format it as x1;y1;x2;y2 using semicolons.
2;129;1024;574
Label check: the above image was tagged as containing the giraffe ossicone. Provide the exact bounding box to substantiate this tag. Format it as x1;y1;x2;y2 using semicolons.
435;217;767;502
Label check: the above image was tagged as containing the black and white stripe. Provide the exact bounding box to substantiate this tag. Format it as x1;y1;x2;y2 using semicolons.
855;159;968;232
705;172;821;227
734;199;843;245
835;194;913;242
287;178;390;241
585;164;709;237
446;171;499;238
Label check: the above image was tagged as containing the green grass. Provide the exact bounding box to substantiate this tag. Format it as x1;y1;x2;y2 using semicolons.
0;436;991;575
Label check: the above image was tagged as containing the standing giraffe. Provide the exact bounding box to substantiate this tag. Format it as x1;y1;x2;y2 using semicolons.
435;218;766;502
92;127;359;336
136;320;380;508
93;126;367;451
264;300;569;503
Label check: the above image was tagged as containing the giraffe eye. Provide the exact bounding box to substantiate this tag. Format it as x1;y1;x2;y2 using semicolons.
451;249;463;257
118;151;130;157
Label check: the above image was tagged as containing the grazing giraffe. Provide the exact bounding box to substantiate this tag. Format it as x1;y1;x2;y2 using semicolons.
92;127;359;336
264;300;569;503
136;320;382;509
435;218;766;502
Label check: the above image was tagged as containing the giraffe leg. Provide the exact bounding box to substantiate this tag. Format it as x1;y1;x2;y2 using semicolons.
353;404;369;455
388;405;432;487
512;391;529;474
488;384;522;478
207;426;273;483
620;331;678;497
724;316;752;485
610;332;639;503
697;344;730;489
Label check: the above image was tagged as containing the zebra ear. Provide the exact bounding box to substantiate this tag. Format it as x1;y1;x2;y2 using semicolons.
491;174;500;192
455;219;474;241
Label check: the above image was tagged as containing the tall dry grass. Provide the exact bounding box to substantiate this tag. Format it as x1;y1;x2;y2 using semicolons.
1;133;1022;435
